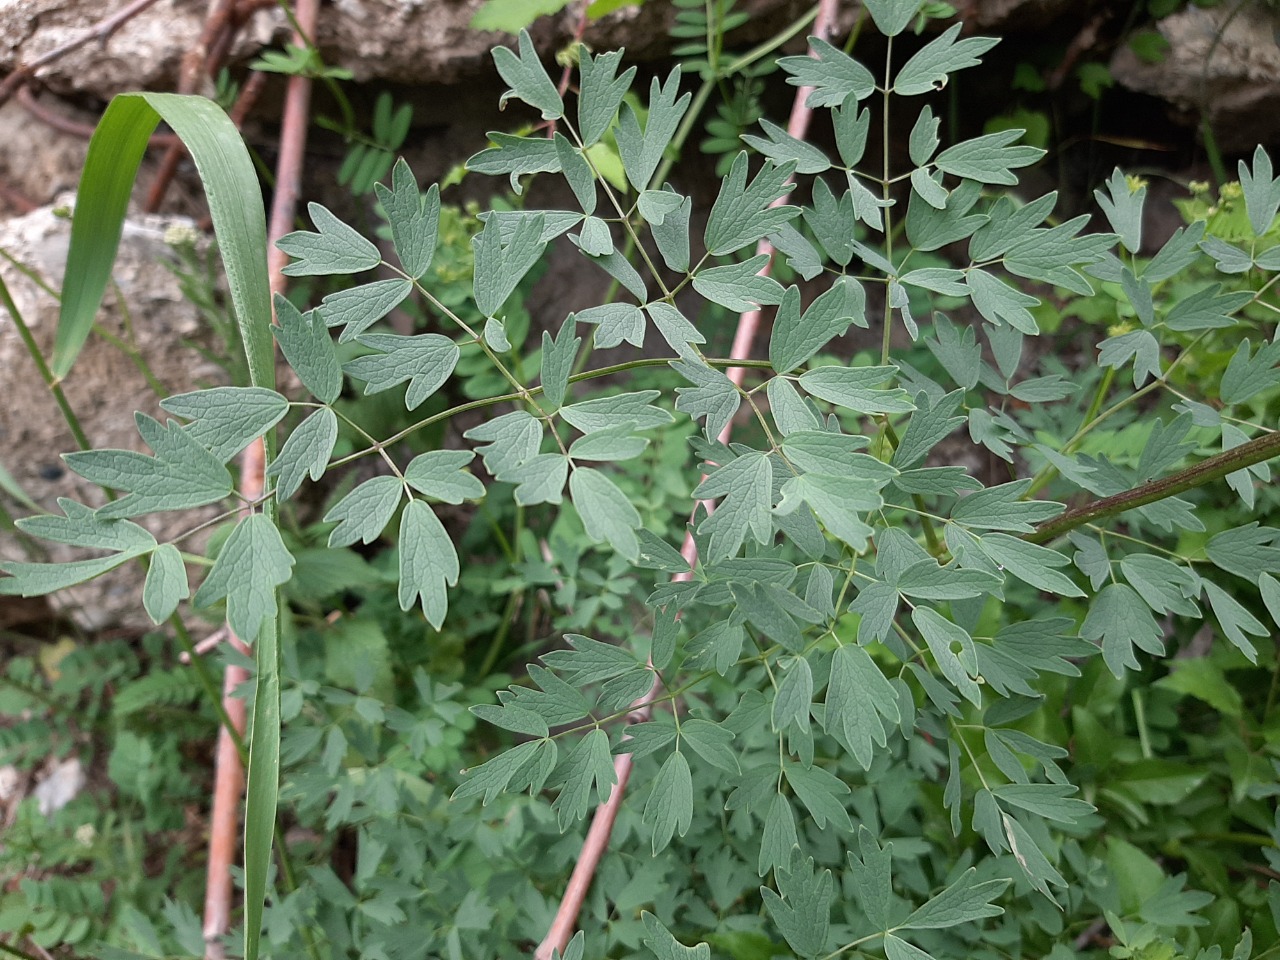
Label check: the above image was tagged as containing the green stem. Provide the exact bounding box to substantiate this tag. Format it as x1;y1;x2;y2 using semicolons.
1026;429;1280;544
0;273;91;452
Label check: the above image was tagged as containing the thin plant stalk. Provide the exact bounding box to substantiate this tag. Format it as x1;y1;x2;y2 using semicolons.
535;3;841;954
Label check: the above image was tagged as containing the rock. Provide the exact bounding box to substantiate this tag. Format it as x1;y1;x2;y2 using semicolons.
1110;4;1280;151
0;200;226;630
965;0;1076;31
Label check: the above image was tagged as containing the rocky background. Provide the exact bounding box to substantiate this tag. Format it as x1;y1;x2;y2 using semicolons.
1;0;1278;629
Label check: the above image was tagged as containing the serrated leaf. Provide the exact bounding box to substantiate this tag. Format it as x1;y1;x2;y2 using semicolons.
66;415;233;519
160;387;289;463
16;499;156;552
404;450;484;503
552;727;616;829
192;514;294;644
374;159;439;279
692;254;786;311
473;212;547;317
272;296;342;403
903;868;1009;929
278;202;381;276
397;499;459;630
323;475;403;548
799;364;914;414
319;278;414;344
770;277;866;373
268;408;338;501
895;23;999;96
142;543;188;624
761;855;833;957
693;452;772;561
644;750;693;853
1081;582;1165;676
617;67;691;191
705;154;798;256
560;391;673;434
503;452;569;505
863;0;923;37
492;29;562;120
641;912;710;960
825;644;900;769
570;467;641;560
778;36;875;107
579;49;636;147
1099;330;1161;387
935;129;1043;185
345;333;459;410
576;303;644;349
742;118;831;174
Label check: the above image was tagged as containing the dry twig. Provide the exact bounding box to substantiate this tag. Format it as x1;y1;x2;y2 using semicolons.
535;2;842;954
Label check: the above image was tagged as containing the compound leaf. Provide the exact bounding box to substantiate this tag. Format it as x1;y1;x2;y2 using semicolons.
192;513;294;644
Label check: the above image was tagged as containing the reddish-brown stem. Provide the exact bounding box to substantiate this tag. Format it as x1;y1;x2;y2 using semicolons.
229;68;270;127
200;1;318;955
16;86;179;147
0;0;167;107
534;3;841;955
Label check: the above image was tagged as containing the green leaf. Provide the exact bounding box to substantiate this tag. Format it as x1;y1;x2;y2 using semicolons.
1081;583;1165;676
452;739;543;805
705;154;799;256
397;499;459;630
761;855;833;957
66;415;233;519
778;473;880;551
912;607;981;706
638;188;684;225
778;37;875;107
578;50;636;147
616;67;691;191
344;333;459;410
574;303;644;349
16;498;156;551
742;119;831;174
993;783;1094;824
374;160;440;279
0;551;144;597
785;760;852;831
404;450;484;503
950;479;1062;532
644;750;693;853
143;543;189;624
192;513;294;643
693;452;773;562
319;278;414;344
1099;330;1162;387
641;912;711;960
824;644;900;770
1120;554;1201;616
541;315;581;411
323;475;403;548
884;936;934;960
273;296;342;403
772;656;813;734
903;868;1009;929
1206;523;1280;580
781;431;891;478
1261;572;1280;628
465;410;543;476
895;23;999;96
1093;167;1146;253
847;827;894;931
1164;284;1254;331
160;387;289;462
503;453;568;506
680;718;739;773
570;467;641;560
673;357;740;440
579;215;614;256
473;211;547;317
758;794;799;877
58;93;271;387
862;0;923;37
1239;145;1280;235
897;559;1002;600
554;133;597;215
692;254;786;311
1200;236;1253;273
466;133;561;192
1157;658;1242;717
579;243;647;299
935;130;1044;185
1203;580;1265;662
978;534;1083;596
552;727;616;829
244;609;280;960
268;408;338;501
569;424;648;462
279;202;381;276
471;0;572;33
770;277;866;373
651;186;692;271
560;390;672;434
492;29;562;120
1220;338;1280;406
798;364;914;415
966;269;1040;334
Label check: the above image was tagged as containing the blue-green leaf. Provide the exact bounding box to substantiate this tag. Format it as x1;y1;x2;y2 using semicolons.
192;513;294;644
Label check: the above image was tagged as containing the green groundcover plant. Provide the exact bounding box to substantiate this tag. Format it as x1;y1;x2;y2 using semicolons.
4;2;1280;957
